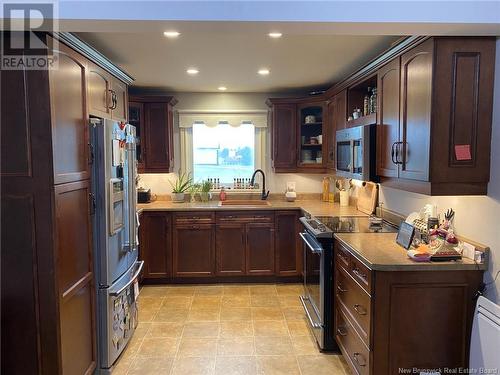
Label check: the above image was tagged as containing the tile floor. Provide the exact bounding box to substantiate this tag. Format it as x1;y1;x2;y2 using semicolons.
112;284;351;375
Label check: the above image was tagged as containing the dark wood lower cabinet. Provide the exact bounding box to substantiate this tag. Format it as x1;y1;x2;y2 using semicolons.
139;212;171;278
173;224;216;277
275;211;302;276
140;210;301;282
216;223;246;276
334;242;483;375
246;223;275;275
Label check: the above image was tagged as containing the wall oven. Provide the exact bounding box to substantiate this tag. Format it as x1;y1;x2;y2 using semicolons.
336;124;376;181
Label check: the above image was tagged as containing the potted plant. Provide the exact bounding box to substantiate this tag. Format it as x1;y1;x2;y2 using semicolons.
188;182;201;203
199;180;213;202
169;171;192;203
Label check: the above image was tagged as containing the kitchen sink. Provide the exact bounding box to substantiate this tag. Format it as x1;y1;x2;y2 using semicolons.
218;200;271;207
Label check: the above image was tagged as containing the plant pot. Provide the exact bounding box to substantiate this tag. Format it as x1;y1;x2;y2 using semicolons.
171;192;185;203
199;192;211;202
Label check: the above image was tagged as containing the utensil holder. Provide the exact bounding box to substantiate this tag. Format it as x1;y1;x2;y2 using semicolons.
339;191;349;207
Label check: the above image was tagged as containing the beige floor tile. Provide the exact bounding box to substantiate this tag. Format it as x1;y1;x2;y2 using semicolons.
178;337;218;357
290;335;319;355
137;337;179;357
163;296;193;309
154;308;189;323
220;321;254;338
124;335;144;356
140;286;169;297
147;322;184;338
253;321;289;337
282;307;306;321
217;337;255;356
223;286;251;295
278;295;302;308
165;286;196;296
220;307;252;321
139;305;160;322
192;295;222;309
134;322;152;339
251;307;284;320
250;295;280;307
215;356;259;375
250;285;277;295
286;319;310;336
222;295;251;308
187;308;220;322
172;357;215;375
112;351;136;375
257;355;300;375
128;356;174;375
276;284;305;296
139;296;165;310
255;336;293;355
183;322;220;337
195;285;224;295
297;354;348;375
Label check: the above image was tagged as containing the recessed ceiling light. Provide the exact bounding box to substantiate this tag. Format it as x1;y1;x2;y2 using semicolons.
268;32;282;38
258;69;270;75
218;86;227;91
186;68;199;75
164;31;180;38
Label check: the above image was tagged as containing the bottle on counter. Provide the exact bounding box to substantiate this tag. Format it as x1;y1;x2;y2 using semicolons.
219;187;227;201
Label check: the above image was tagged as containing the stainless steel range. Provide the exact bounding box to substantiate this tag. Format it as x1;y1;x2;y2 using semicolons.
299;214;397;351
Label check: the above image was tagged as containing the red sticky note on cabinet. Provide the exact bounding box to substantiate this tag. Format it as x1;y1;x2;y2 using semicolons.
455;144;472;161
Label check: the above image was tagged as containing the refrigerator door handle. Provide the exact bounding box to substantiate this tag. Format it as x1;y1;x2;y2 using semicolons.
109;261;144;296
126;126;138;252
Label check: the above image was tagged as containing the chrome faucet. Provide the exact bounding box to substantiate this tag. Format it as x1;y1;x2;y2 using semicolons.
250;169;269;200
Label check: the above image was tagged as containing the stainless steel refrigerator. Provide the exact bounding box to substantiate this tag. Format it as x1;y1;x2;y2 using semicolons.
90;118;143;373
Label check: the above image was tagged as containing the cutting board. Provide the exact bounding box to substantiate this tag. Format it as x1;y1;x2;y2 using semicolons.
357;181;378;215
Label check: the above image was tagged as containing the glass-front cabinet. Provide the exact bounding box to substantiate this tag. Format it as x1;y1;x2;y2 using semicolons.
128;102;144;169
298;103;325;168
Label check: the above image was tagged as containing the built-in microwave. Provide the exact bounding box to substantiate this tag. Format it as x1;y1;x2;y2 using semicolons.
336;124;376;181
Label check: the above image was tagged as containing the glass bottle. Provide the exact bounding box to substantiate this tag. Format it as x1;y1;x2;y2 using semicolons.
369;87;377;114
363;87;371;116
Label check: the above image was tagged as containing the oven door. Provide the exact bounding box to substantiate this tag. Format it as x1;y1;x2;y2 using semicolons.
300;231;324;346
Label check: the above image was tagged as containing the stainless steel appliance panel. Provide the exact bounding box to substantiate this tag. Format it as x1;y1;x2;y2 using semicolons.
335;124;375;181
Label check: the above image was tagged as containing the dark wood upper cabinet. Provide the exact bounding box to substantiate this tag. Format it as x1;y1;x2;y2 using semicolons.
49;42;90;185
216;223;246;276
399;39;433;182
378;37;496;195
173;223;215;277
87;62;111;118
325;90;347;170
270;103;297;171
139;212;172;279
111;78;128;122
129;96;177;173
376;58;401;178
246;223;275;275
275;211;302;277
297;102;327;170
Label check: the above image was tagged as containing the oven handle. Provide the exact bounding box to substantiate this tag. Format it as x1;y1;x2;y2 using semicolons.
110;261;144;296
299;295;322;329
299;232;323;254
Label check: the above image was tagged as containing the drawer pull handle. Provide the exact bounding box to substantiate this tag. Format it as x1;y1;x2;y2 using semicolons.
337;327;347;336
352;268;368;282
337;284;347;293
353;304;367;315
353;353;366;367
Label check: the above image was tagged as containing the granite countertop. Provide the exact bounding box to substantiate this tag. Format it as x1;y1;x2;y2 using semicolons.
137;199;367;218
334;232;487;272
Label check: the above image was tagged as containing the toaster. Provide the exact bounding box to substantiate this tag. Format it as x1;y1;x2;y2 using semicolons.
137;188;152;203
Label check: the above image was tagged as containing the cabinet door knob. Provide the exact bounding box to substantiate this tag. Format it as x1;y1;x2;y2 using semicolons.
337;284;347;293
337;327;347;336
353;352;366;367
353;304;367;316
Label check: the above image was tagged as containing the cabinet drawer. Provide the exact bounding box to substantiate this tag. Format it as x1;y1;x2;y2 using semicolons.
216;211;274;223
174;212;215;224
349;256;372;295
336;268;371;346
336;244;351;271
336;308;370;375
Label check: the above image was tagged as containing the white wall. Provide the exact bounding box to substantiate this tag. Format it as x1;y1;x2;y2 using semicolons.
137;91;328;195
379;38;500;304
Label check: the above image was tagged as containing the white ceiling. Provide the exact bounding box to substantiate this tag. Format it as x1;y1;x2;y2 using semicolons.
77;30;398;93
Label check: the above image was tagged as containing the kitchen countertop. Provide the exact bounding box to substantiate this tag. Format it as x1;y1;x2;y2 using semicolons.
137;199;367;217
335;232;488;271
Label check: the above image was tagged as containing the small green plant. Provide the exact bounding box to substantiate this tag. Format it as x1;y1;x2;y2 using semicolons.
169;171;193;193
200;180;213;193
